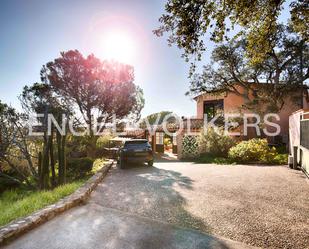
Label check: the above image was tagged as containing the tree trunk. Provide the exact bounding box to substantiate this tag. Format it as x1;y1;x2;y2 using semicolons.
56;131;63;185
86;110;97;158
38;151;42;178
49;129;56;188
57;131;66;185
40;134;50;189
61;134;66;184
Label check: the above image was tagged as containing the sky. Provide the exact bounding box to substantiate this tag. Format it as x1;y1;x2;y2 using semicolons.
0;0;291;118
0;0;199;118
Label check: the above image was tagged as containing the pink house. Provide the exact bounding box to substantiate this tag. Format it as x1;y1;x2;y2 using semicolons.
140;84;309;159
194;84;309;143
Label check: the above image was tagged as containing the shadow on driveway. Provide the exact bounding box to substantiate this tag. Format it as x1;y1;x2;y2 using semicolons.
91;163;211;233
3;163;254;249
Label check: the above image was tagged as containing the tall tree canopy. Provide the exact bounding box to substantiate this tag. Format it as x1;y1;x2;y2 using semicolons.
155;0;308;65
43;50;144;134
188;25;309;112
140;111;176;127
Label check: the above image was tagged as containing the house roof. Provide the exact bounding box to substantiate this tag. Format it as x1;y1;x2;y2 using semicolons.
145;119;204;132
193;82;309;101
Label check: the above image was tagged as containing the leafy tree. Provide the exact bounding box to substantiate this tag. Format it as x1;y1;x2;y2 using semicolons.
0;101;37;188
20;83;71;188
140;111;176;127
290;0;309;41
45;50;143;131
188;25;309;112
43;50;144;157
155;0;308;65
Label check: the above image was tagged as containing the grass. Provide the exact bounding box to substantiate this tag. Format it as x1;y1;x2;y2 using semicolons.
0;180;85;227
0;157;109;227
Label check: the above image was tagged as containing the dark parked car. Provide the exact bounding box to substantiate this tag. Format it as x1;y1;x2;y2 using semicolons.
118;139;154;169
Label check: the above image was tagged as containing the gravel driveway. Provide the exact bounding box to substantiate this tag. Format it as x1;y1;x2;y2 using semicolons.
91;161;309;249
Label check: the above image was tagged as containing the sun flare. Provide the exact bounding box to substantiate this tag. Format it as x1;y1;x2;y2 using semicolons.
100;32;136;64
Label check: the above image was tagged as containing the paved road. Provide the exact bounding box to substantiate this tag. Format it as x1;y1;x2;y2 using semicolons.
90;162;309;249
4;161;308;249
3;162;255;249
3;203;250;249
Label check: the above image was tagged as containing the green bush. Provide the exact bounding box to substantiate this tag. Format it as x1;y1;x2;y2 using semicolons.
66;135;88;158
195;153;236;164
92;158;106;173
228;138;280;163
198;127;236;157
67;157;94;178
0;170;21;193
96;135;115;149
96;135;117;157
164;137;171;146
271;153;288;165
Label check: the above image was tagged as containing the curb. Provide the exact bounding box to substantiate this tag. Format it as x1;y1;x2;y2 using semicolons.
0;160;114;245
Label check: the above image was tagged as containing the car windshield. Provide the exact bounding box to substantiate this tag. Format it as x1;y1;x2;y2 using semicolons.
124;141;150;149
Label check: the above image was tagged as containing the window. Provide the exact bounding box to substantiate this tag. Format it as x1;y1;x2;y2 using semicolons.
300;119;309;149
172;134;177;145
203;100;224;119
124;140;150;149
156;132;164;145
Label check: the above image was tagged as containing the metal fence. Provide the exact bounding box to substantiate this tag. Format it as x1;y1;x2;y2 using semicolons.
300;112;309;150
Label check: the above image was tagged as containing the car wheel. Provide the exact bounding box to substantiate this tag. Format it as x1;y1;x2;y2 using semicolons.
148;160;154;166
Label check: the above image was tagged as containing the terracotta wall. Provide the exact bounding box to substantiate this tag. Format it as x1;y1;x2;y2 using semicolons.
196;91;245;119
196;87;308;141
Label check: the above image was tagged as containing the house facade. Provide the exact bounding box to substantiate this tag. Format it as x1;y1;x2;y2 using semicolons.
125;84;308;159
195;85;309;144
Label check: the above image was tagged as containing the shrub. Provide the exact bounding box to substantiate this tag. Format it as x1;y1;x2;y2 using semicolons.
164;137;171;146
164;137;172;150
271;153;288;165
67;157;94;178
96;135;117;157
66;135;88;158
198;127;236;157
0;169;21;193
182;135;199;158
96;135;115;149
92;158;106;173
228;138;279;163
195;153;236;164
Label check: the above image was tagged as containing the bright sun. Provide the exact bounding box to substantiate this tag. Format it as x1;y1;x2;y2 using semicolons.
100;32;136;64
